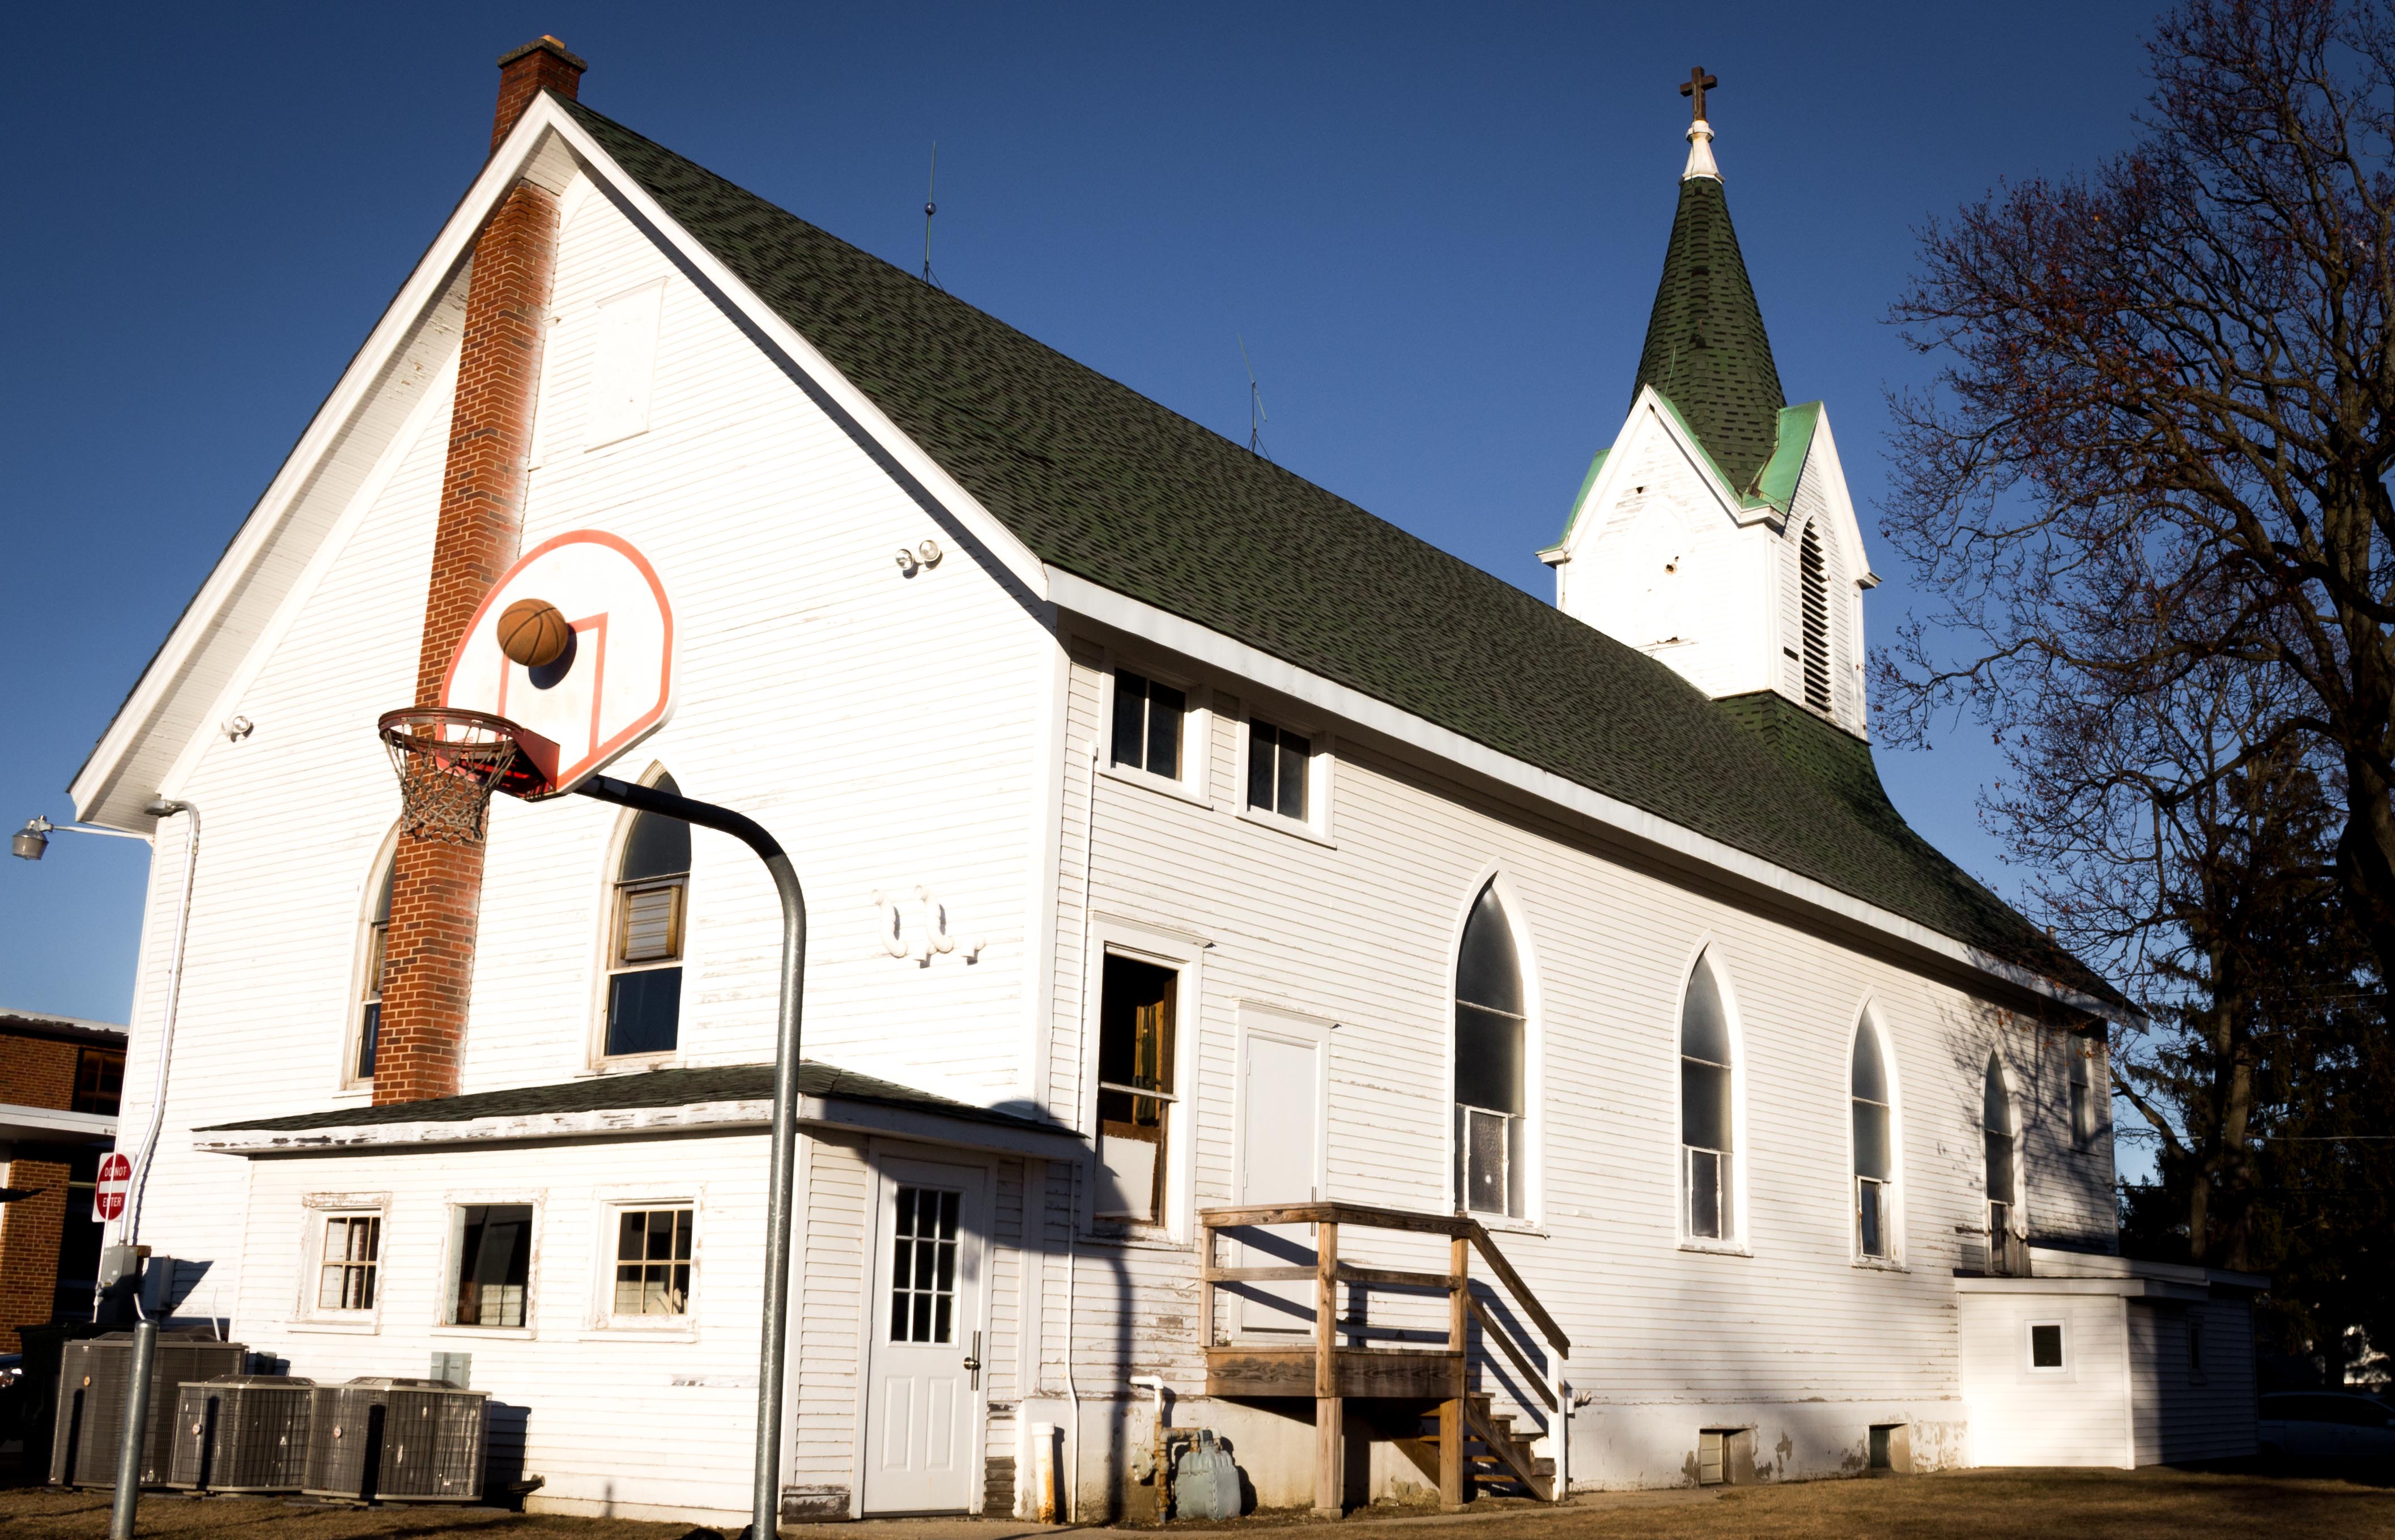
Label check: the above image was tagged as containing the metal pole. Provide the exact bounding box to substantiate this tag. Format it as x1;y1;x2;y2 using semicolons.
576;777;803;1540
108;1318;158;1539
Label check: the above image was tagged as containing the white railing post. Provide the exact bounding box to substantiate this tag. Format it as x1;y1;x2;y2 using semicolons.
1549;1354;1569;1499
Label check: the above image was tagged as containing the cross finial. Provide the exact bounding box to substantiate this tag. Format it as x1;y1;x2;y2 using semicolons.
1680;66;1717;123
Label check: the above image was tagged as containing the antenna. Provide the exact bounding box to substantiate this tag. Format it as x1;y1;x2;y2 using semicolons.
921;142;940;288
1240;335;1269;460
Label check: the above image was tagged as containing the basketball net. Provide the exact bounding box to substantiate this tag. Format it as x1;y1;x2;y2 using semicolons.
378;708;526;845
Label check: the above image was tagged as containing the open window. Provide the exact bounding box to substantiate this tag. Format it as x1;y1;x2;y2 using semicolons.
1851;1021;1894;1260
1984;1054;2023;1273
1453;883;1528;1218
1680;954;1736;1242
447;1203;534;1328
604;772;690;1058
352;849;395;1083
1095;954;1179;1224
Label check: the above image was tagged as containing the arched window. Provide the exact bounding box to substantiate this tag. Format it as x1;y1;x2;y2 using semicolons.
1680;955;1734;1240
1453;883;1526;1218
1983;1054;2020;1270
605;772;690;1058
1851;1024;1892;1258
1800;522;1831;712
352;854;395;1082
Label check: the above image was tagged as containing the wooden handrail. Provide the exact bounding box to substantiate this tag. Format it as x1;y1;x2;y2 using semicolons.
1464;1292;1558;1410
1199;1201;1472;1236
1465;1219;1570;1356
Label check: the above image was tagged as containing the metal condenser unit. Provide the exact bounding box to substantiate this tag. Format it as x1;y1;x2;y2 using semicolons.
166;1376;316;1493
303;1377;488;1502
49;1333;247;1488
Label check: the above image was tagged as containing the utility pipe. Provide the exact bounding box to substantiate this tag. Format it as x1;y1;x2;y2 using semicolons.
122;797;198;1250
576;776;805;1540
1063;735;1101;1521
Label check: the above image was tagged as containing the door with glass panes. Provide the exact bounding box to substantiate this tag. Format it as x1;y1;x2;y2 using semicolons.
861;1156;988;1515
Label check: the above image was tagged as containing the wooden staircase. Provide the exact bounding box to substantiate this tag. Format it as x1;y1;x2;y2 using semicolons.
1197;1202;1570;1516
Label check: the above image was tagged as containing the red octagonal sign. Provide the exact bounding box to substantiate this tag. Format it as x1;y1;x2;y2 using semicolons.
93;1151;130;1223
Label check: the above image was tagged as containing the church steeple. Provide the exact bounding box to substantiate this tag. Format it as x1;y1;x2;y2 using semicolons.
1631;73;1785;494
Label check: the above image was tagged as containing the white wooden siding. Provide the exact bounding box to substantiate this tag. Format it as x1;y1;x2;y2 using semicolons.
1958;1294;2130;1466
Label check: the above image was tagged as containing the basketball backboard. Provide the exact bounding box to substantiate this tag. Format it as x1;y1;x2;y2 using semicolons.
441;529;675;798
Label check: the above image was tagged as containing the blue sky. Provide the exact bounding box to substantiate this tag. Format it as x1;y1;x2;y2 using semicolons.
0;2;2150;1024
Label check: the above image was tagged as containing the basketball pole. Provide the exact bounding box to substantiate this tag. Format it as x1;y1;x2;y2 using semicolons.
575;775;805;1540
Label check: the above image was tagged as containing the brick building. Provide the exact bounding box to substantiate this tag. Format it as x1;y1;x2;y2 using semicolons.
0;1011;124;1351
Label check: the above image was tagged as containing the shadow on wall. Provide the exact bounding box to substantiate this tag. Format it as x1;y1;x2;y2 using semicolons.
484;1400;530;1507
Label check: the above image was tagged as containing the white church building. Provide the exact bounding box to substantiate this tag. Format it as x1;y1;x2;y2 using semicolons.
60;40;2264;1525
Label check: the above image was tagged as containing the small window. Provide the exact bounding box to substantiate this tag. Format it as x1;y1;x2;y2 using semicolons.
1095;955;1177;1223
1681;957;1734;1240
888;1185;962;1342
605;774;690;1058
1246;720;1310;820
448;1203;534;1328
317;1214;381;1312
71;1048;124;1116
612;1207;693;1317
2028;1320;2065;1371
1695;1427;1749;1485
1110;670;1185;780
355;859;395;1080
1852;1026;1892;1258
2068;1043;2099;1143
1454;883;1526;1218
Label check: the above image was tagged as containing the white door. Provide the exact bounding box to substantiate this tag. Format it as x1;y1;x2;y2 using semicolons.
1236;1028;1323;1332
862;1157;986;1515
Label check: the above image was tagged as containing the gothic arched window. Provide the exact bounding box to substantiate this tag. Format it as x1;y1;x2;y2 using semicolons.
1851;1023;1893;1258
605;771;691;1058
1984;1054;2020;1269
1454;883;1526;1218
352;848;396;1083
1681;954;1736;1240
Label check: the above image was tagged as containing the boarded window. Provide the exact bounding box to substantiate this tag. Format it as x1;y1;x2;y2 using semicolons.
1681;958;1734;1239
1453;883;1526;1218
613;1207;694;1317
606;773;690;1058
1852;1027;1892;1258
588;282;663;445
1246;719;1310;820
1096;955;1177;1223
449;1204;533;1328
1110;670;1185;779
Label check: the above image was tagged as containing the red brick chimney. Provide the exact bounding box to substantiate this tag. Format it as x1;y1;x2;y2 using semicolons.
375;40;580;1105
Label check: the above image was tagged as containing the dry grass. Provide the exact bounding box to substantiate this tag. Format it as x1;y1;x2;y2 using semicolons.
0;1467;2391;1539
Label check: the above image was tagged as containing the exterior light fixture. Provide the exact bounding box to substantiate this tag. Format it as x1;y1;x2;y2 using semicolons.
12;817;50;860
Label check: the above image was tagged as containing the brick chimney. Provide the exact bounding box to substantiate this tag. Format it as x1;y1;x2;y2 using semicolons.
374;40;578;1105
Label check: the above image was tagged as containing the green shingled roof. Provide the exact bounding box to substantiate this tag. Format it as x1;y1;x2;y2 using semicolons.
1632;176;1786;494
560;99;2116;1009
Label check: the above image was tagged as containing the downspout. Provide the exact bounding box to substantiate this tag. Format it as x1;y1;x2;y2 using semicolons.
122;797;198;1250
1064;734;1100;1521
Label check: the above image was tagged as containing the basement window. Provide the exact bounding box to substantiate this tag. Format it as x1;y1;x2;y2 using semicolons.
1696;1427;1751;1486
1095;954;1179;1224
448;1204;534;1329
2028;1321;2066;1372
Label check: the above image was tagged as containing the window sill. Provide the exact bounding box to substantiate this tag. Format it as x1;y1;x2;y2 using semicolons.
1235;807;1335;849
1851;1256;1910;1274
287;1318;380;1335
576;1056;686;1079
1677;1239;1752;1257
431;1325;536;1341
1087;1223;1189;1252
578;1324;700;1342
1100;762;1210;810
1464;1215;1549;1239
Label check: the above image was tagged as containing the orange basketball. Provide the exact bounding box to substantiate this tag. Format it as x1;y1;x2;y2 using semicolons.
498;598;572;668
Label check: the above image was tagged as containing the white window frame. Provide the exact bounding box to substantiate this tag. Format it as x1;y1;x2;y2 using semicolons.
1082;916;1206;1241
592;764;692;1070
1445;870;1542;1230
587;1188;703;1337
293;1193;390;1333
1673;940;1747;1253
1848;1005;1905;1268
2025;1318;2069;1374
1097;657;1213;807
434;1190;546;1339
1984;1050;2028;1248
1233;700;1335;845
341;828;401;1092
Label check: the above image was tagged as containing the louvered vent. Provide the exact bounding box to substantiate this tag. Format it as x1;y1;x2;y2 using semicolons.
1800;524;1831;712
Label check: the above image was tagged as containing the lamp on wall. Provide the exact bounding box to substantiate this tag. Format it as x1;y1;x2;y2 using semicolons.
11;813;151;860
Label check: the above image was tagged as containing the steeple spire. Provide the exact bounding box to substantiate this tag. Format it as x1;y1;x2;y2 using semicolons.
1633;69;1784;491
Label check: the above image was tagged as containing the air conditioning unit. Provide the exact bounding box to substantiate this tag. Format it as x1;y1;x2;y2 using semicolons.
303;1378;489;1503
49;1334;246;1488
166;1376;316;1493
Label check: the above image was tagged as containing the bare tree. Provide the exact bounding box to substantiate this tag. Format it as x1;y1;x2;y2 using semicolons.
1882;0;2395;998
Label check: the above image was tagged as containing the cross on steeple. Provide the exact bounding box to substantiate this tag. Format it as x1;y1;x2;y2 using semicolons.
1680;66;1717;122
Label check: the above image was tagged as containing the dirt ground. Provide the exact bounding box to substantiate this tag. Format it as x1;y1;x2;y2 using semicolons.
3;1467;2394;1540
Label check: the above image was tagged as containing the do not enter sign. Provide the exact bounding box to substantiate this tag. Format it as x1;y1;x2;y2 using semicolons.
93;1151;131;1222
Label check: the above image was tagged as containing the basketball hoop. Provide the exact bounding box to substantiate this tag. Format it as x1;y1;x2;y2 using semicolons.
377;707;554;844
